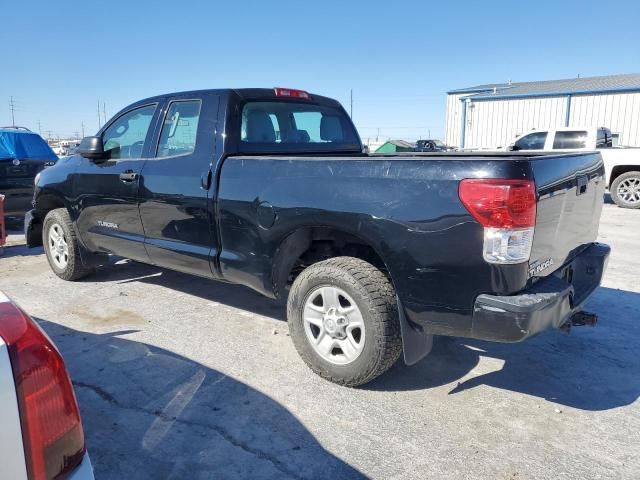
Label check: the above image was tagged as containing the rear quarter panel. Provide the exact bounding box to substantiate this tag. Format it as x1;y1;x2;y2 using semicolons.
217;156;533;336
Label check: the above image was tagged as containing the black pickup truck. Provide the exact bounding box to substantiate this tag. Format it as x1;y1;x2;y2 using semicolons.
26;88;610;386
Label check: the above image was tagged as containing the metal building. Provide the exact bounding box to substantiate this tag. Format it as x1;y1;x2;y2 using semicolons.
445;73;640;149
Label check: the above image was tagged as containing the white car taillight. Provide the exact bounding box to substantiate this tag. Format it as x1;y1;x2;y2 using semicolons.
0;299;85;480
459;179;537;264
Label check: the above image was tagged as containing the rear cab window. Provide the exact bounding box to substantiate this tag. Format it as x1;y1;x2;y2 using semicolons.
514;132;547;150
553;131;587;149
239;100;361;154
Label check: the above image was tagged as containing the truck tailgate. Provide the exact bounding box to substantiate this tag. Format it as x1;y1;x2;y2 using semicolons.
528;152;605;278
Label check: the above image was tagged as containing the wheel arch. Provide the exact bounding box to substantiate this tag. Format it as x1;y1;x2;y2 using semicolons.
271;225;394;300
609;165;640;188
26;190;69;247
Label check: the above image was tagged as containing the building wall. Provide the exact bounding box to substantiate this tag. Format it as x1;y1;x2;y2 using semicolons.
445;91;640;149
444;93;465;147
569;92;640;146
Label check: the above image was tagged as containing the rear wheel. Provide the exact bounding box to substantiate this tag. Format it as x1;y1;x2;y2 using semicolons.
287;257;402;387
611;171;640;209
43;208;93;281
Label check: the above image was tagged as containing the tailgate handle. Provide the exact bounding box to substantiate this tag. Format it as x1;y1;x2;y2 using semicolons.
576;175;588;196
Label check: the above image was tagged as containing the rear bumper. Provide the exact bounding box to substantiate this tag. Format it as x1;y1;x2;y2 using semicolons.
470;243;610;342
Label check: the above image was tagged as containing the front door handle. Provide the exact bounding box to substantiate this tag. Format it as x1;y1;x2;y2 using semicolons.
119;170;138;182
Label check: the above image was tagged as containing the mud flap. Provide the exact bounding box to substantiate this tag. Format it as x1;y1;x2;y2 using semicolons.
397;296;433;365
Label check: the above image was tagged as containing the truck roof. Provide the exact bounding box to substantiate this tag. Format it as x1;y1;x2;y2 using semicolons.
129;88;342;108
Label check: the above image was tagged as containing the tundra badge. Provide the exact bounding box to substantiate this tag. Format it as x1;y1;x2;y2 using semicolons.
528;258;554;277
97;220;119;229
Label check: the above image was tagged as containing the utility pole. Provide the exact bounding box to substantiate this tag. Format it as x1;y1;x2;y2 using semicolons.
9;96;16;126
102;102;106;125
81;121;85;138
97;100;102;129
350;89;353;120
38;120;42;135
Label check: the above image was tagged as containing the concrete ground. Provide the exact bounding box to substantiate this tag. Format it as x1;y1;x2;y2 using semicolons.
0;203;638;480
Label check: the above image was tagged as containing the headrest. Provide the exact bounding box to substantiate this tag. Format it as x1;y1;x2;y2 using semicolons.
245;110;276;142
320;115;343;142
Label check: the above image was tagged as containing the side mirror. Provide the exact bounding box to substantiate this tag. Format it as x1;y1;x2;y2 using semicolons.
507;144;518;152
78;136;106;160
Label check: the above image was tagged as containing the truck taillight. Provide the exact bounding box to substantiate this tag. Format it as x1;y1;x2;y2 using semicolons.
0;300;85;480
274;87;311;99
459;179;537;264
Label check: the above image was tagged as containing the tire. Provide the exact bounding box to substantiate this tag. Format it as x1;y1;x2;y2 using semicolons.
287;257;402;387
610;171;640;209
43;208;93;281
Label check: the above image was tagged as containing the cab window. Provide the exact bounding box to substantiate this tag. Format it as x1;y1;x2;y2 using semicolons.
514;132;547;150
596;129;612;148
156;100;202;158
102;105;156;159
239;101;360;154
553;131;587;149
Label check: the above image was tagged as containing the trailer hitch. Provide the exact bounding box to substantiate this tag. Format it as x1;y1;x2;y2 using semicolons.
560;311;598;333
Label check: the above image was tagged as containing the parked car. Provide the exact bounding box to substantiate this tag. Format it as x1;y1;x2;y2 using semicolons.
415;139;452;152
507;127;640;208
0;128;58;218
0;292;93;479
27;88;609;386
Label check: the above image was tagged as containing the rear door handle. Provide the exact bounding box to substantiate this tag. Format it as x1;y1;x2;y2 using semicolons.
119;171;138;182
201;168;212;190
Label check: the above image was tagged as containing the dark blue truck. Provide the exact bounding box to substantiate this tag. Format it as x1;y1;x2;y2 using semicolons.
26;88;610;386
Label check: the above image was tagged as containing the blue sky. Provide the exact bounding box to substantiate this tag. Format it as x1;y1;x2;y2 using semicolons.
1;0;639;142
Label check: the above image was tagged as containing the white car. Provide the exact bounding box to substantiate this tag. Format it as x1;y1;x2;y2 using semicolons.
0;292;94;480
506;127;640;209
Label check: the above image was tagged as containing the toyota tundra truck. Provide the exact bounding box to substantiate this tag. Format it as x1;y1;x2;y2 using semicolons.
25;88;610;386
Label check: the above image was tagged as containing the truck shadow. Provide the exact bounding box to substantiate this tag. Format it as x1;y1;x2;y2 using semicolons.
87;260;640;412
370;287;640;411
36;319;365;480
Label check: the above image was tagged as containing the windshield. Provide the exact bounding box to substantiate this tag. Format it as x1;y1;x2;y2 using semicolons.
239;101;361;154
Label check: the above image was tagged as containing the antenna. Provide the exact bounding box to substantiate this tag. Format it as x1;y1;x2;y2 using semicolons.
350;89;353;120
9;96;16;126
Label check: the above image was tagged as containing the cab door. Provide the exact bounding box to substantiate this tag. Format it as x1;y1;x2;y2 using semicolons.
138;93;220;278
73;103;160;261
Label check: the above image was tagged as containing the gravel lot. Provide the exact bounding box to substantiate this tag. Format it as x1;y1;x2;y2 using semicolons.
1;202;638;480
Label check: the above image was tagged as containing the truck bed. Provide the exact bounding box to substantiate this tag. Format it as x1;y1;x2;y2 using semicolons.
217;151;604;337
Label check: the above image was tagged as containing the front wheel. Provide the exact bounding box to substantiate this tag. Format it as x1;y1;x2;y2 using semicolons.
287;257;402;387
43;208;93;281
611;171;640;209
